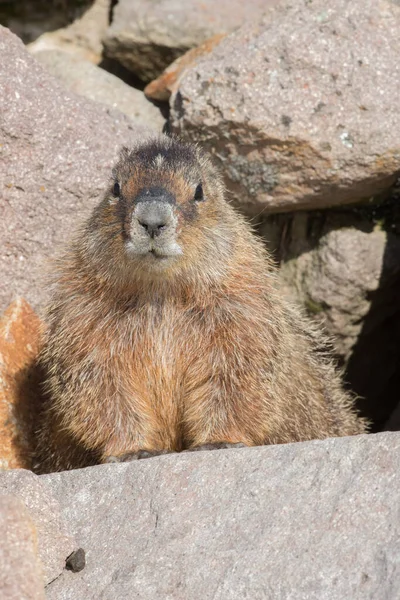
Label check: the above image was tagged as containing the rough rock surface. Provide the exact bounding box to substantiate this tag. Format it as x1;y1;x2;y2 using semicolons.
32;49;164;130
0;495;45;600
0;27;152;313
16;432;398;599
27;0;111;64
0;298;42;470
0;470;75;586
144;35;225;102
103;0;275;81
170;0;400;214
258;204;400;430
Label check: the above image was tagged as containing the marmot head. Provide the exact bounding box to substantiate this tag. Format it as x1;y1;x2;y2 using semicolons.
86;137;232;286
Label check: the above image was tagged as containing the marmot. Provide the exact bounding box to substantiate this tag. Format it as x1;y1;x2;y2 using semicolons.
34;137;367;473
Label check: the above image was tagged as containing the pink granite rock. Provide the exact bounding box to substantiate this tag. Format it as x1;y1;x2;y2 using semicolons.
0;27;152;313
170;0;400;214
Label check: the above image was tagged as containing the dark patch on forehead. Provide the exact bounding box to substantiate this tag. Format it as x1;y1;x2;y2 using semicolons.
136;138;196;163
128;138;200;177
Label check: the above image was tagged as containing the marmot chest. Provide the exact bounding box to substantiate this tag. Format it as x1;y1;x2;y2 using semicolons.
125;303;193;381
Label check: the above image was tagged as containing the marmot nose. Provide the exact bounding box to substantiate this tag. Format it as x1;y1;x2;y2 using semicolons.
134;200;173;239
138;218;166;238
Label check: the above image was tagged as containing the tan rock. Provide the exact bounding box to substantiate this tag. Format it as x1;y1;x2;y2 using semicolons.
27;0;111;64
0;495;45;599
32;49;165;130
145;35;225;102
0;298;43;470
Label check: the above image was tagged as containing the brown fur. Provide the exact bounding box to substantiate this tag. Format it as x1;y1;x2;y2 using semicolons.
34;137;367;473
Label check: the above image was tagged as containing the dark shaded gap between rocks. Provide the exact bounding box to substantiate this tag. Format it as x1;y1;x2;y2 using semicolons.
98;57;147;91
0;0;91;44
256;180;400;433
346;182;400;431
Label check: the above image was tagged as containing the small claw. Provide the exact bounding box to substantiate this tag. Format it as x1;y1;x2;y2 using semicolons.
136;449;174;460
103;449;174;463
103;455;129;463
184;442;247;452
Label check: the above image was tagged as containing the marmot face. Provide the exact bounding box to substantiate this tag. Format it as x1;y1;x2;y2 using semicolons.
97;137;226;277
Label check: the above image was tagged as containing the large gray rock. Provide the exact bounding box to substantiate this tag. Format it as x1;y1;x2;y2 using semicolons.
0;27;152;313
29;433;400;599
103;0;276;81
31;50;165;130
0;470;75;586
0;496;45;599
170;0;400;214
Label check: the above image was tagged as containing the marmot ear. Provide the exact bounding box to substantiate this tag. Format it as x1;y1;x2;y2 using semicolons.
194;183;204;202
112;181;121;197
108;180;121;205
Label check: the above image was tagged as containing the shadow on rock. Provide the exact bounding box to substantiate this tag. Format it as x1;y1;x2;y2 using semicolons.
346;185;400;431
257;181;400;432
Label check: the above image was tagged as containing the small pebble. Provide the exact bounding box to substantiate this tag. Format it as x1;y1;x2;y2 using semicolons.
66;548;86;573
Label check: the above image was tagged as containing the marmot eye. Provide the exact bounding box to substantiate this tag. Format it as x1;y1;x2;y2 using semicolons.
194;183;204;202
112;181;120;197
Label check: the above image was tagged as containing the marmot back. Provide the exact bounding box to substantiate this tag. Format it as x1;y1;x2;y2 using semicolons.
35;137;367;473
